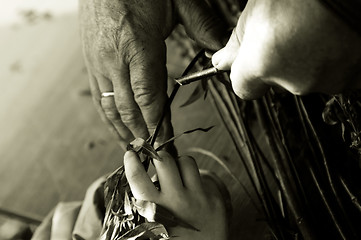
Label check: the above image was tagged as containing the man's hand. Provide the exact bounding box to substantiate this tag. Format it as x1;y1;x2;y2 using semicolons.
79;0;225;149
124;151;228;240
212;0;361;99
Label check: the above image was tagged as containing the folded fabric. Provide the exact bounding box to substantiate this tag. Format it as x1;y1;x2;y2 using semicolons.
51;202;82;240
31;208;54;240
31;176;106;240
72;176;105;240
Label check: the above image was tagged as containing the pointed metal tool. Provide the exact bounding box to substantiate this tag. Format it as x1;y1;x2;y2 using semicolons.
175;67;227;85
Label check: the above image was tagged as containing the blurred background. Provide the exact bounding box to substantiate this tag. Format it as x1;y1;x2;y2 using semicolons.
0;0;124;221
0;1;265;239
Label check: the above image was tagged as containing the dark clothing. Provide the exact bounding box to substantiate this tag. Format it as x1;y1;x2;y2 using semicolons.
319;0;361;34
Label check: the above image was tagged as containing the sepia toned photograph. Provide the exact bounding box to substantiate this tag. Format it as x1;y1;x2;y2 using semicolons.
1;0;361;239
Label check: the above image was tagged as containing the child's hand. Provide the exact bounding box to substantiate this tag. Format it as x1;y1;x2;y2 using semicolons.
124;150;228;240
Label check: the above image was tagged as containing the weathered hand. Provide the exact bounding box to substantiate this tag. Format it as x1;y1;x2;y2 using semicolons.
124;151;228;240
212;0;361;99
79;0;225;149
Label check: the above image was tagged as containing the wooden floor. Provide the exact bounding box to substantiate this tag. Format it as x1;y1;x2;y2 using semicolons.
0;13;267;239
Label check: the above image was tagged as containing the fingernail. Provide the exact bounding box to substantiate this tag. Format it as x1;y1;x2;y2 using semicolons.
205;50;214;59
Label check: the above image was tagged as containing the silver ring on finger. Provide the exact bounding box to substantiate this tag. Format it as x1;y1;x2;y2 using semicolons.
101;92;115;98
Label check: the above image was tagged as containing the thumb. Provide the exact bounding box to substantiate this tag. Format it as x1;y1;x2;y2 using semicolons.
212;13;270;99
174;0;228;51
211;29;240;70
211;11;248;69
212;29;268;100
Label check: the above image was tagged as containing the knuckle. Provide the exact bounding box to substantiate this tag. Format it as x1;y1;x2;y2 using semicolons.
101;99;121;121
123;37;142;64
104;109;120;121
164;191;187;207
95;41;115;61
133;86;159;109
118;107;142;127
179;155;197;168
101;97;114;109
174;193;187;206
118;23;146;64
93;29;120;61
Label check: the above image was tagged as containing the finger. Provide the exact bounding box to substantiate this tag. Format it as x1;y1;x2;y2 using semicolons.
212;29;241;70
128;39;171;143
101;96;134;143
94;73;135;144
229;48;269;99
108;62;150;140
212;10;270;99
124;151;159;201
88;71;102;102
153;151;183;193
94;97;129;149
177;155;202;192
175;0;228;50
212;10;247;70
88;73;128;149
227;12;270;99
